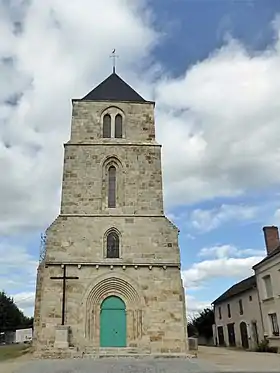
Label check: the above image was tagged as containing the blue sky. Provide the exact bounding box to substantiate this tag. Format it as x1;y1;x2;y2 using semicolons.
1;0;280;317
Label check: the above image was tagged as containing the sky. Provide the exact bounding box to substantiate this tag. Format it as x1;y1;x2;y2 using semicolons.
1;0;280;318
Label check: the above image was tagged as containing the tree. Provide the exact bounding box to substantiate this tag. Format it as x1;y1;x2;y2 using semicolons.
0;291;33;331
187;321;198;337
188;307;214;340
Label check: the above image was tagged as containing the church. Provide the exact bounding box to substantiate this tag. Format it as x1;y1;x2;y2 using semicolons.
33;69;188;357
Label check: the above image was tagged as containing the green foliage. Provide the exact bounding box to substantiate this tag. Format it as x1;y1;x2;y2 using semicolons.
0;291;33;331
187;322;198;337
188;307;214;340
255;338;278;353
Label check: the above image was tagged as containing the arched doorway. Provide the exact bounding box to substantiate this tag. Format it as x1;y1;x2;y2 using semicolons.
100;296;126;347
240;322;249;349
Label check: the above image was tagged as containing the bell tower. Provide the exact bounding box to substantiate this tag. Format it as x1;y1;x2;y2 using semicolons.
33;70;188;357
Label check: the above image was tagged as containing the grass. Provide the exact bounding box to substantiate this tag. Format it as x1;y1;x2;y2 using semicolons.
0;343;31;362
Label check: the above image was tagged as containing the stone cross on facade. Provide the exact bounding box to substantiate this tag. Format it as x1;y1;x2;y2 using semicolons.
50;265;79;325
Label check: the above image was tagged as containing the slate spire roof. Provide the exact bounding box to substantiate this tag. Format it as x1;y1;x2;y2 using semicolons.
82;72;146;102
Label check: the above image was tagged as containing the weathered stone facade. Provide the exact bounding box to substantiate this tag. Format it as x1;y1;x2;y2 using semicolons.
33;74;188;357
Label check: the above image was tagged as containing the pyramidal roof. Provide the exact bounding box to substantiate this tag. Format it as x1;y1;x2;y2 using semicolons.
82;72;146;102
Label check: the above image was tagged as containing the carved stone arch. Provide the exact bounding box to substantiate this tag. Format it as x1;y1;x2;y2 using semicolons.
102;155;123;170
83;273;144;345
101;156;124;209
100;106;125;138
103;227;122;258
100;106;125;117
83;271;144;305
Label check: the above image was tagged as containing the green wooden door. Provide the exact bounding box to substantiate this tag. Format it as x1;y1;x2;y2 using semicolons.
100;296;126;347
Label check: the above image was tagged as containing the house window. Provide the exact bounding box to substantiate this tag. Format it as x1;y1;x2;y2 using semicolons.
106;231;119;258
268;313;279;336
263;275;273;298
108;166;116;208
115;114;123;138
227;304;231;318
218;306;222;320
103;114;111;138
249;295;252;301
239;299;243;315
252;321;259;345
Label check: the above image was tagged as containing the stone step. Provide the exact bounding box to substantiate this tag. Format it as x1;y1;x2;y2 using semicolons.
84;347;146;354
82;346;153;358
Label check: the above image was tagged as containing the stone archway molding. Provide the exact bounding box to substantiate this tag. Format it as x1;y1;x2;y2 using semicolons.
83;272;144;343
83;271;144;306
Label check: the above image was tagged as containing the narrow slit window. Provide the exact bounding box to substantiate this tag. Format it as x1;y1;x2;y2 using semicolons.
239;299;243;315
107;231;119;258
108;166;116;208
103;114;111;138
227;304;231;318
115;114;123;138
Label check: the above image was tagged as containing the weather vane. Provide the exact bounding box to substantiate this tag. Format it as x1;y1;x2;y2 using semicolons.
110;49;119;73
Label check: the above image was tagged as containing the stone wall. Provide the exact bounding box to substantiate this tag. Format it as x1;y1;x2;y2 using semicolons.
34;97;188;356
45;216;179;264
70;101;155;143
60;144;164;215
35;264;187;354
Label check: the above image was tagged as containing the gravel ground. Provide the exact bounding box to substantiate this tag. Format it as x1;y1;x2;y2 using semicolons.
2;346;280;373
197;346;280;372
9;358;219;373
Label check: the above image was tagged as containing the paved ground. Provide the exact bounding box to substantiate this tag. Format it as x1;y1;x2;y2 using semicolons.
1;357;218;373
1;346;280;372
197;345;280;371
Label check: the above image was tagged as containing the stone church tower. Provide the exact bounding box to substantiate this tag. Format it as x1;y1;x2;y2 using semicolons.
33;71;188;357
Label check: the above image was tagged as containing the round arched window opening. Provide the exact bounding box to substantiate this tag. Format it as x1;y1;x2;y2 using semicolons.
103;114;111;138
115;114;123;138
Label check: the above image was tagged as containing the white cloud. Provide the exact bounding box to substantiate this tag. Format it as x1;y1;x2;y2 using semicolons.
198;244;265;259
182;243;266;290
0;3;280;234
0;0;158;235
186;294;211;319
189;204;258;232
13;291;35;317
273;209;280;226
156;33;280;207
1;0;280;322
0;242;37;293
182;256;262;290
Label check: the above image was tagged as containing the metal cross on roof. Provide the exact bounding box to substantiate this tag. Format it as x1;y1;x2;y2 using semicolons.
110;49;119;74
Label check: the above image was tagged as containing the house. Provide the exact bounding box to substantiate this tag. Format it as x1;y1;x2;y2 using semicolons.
213;225;280;351
212;275;263;350
253;226;280;350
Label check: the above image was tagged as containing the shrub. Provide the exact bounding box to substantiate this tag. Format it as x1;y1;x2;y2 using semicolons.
256;339;278;353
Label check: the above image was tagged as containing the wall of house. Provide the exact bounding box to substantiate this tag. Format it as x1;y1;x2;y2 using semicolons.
255;254;280;350
214;288;263;350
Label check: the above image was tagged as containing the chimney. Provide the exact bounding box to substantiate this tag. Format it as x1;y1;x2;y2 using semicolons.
263;226;279;255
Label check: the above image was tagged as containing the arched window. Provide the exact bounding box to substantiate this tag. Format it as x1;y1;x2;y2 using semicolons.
106;231;119;258
115;114;123;138
108;166;116;208
103;114;111;138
